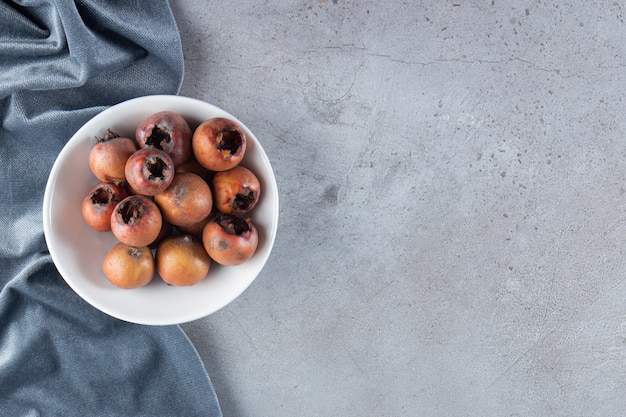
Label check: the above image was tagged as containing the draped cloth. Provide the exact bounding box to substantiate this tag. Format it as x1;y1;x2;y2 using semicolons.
0;1;222;415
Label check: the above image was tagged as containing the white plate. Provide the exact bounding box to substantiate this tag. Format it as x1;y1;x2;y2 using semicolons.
43;95;279;325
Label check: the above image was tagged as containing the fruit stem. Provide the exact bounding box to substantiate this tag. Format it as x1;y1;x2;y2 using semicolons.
95;128;121;143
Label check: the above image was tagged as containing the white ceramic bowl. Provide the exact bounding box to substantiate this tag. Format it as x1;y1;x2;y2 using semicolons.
43;95;279;325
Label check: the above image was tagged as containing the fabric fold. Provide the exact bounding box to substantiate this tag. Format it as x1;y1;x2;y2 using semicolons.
0;0;151;95
0;1;222;415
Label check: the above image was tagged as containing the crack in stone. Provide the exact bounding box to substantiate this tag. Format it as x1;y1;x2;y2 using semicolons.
305;44;587;78
365;53;581;78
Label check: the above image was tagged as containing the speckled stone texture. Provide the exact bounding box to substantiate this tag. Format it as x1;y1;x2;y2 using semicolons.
173;2;626;416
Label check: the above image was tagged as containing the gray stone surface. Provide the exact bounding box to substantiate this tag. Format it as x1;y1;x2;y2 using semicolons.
172;2;626;416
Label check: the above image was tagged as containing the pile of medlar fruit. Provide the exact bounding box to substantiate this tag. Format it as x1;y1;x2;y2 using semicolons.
81;111;261;289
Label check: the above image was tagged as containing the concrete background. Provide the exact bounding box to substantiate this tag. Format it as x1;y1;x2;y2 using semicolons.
172;1;626;416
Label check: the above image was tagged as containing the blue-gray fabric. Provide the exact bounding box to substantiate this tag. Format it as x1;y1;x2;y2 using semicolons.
0;1;222;415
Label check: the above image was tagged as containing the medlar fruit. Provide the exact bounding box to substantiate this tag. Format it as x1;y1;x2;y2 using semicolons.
192;117;247;171
156;234;211;286
202;214;258;266
212;166;261;215
89;130;137;183
111;195;163;247
154;172;213;227
103;243;154;289
82;182;128;232
125;148;174;196
135;111;192;167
